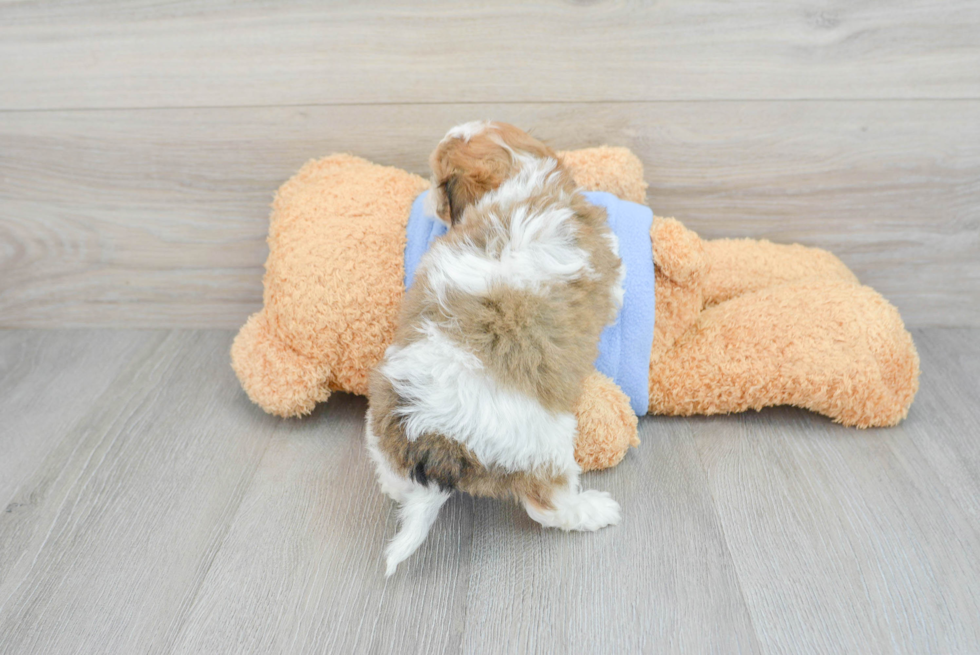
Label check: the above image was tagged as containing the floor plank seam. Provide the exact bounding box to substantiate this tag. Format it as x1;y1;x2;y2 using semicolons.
681;424;768;654
4;97;980;115
350;502;397;654
901;330;980;530
456;495;476;655
162;430;275;653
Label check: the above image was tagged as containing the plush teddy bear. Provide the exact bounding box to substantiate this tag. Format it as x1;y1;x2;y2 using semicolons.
231;147;919;471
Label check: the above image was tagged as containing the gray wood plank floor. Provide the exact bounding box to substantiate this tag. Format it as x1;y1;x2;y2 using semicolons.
1;328;978;654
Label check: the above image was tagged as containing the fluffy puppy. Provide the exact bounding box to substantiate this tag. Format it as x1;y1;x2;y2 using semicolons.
367;122;624;576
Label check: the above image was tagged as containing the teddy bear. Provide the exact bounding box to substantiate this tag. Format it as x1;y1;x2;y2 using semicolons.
231;146;919;471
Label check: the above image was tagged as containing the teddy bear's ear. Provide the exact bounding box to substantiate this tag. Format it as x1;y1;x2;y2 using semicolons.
231;312;332;418
559;146;648;204
651;217;707;287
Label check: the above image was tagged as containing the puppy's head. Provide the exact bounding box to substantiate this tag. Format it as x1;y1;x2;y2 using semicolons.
427;121;556;226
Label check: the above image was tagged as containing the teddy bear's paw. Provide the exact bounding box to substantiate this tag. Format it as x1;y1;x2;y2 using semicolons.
231;312;332;417
834;285;921;427
573;372;640;472
559;146;648;204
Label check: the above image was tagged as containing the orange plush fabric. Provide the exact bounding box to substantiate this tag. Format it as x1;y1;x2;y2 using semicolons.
232;146;919;470
233;154;428;417
646;226;918;427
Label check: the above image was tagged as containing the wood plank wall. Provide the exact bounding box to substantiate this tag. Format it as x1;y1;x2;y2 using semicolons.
1;1;978;328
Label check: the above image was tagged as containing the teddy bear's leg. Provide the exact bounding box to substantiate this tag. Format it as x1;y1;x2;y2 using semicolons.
649;281;920;427
701;238;859;307
231;311;333;418
573;371;640;471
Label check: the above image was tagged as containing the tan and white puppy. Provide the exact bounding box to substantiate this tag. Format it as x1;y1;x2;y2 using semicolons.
367;122;624;575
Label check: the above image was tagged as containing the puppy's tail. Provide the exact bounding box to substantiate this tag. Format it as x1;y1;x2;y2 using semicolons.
385;483;451;576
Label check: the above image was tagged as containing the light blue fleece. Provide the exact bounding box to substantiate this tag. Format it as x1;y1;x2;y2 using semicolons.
404;190;654;415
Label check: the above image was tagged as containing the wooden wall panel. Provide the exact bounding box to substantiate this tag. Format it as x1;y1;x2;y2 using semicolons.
2;102;976;327
1;0;978;110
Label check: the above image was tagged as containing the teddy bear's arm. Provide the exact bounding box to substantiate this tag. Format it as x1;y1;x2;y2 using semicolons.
559;147;649;204
574;371;640;471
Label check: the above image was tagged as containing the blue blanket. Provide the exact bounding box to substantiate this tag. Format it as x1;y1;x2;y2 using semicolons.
404;190;654;415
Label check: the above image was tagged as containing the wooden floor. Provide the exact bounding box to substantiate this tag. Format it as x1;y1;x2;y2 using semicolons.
0;328;978;654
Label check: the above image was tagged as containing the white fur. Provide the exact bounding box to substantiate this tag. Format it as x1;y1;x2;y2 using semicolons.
366;413;453;576
423;212;591;299
380;321;580;475
443;120;490;143
365;414;413;502
422;159;594;300
475;157;566;212
422;188;440;220
605;232;626;311
383;483;451;577
523;481;622;531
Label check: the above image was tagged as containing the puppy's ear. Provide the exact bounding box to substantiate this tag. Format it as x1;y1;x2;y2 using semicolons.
443;175;461;226
444;174;479;226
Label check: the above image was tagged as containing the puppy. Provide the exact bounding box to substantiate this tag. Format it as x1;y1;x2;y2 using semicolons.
367;122;624;576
